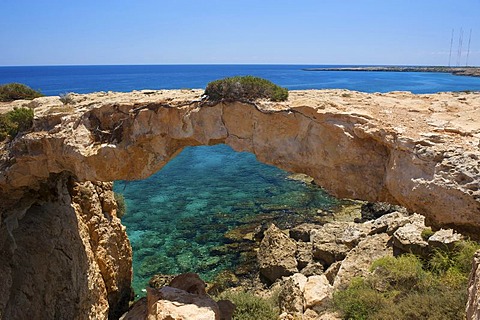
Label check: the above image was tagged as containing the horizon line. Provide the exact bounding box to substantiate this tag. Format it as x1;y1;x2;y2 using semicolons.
2;63;478;68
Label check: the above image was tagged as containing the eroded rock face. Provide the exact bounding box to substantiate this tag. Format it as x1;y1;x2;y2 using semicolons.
0;89;479;232
0;176;132;319
467;250;480;320
258;224;298;283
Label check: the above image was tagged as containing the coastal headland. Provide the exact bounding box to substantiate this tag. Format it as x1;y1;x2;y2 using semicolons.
0;89;479;318
303;66;480;77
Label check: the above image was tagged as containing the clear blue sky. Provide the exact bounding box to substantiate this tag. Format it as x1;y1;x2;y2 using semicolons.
1;0;479;66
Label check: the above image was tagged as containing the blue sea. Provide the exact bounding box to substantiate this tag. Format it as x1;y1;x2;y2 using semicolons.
2;65;480;295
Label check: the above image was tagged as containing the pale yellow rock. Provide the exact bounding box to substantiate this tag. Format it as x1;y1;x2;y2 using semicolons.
303;275;333;309
146;286;220;320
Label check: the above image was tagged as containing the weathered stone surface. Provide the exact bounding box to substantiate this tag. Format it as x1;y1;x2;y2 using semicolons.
168;273;207;295
120;297;147;320
70;181;133;319
467;250;480;320
311;222;370;265
301;262;324;277
428;228;464;250
323;262;342;285
0;176;132;319
258;224;298;283
1;89;479;232
365;210;411;235
296;241;313;270
279;273;307;315
303;275;333;309
392;214;429;256
333;233;392;290
289;223;318;242
146;286;220;320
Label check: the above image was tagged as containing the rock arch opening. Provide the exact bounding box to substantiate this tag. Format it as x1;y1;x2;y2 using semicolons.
114;144;343;295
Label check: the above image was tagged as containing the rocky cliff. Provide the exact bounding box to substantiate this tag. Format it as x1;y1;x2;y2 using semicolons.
0;176;132;319
0;89;479;318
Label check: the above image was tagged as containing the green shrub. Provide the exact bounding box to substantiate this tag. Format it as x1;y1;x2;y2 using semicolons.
371;254;427;291
334;240;479;320
114;192;127;218
0;107;34;141
421;227;434;240
216;290;279;320
333;277;391;320
205;76;288;102
0;83;44;102
59;92;75;105
453;240;480;274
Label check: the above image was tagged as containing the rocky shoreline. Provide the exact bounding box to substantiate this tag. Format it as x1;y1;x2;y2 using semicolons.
1;89;479;318
121;202;475;319
302;66;480;78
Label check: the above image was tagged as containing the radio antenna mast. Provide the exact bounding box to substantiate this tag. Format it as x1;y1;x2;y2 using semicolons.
466;29;472;66
448;28;454;67
457;28;464;66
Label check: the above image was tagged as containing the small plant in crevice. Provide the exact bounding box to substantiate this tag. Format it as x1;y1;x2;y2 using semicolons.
204;76;288;103
0;107;34;141
59;92;75;105
0;83;44;102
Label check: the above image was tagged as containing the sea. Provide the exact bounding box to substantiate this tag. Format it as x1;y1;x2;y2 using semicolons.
2;65;480;295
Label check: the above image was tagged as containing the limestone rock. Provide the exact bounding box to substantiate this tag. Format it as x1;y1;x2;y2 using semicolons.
296;241;313;270
0;176;132;319
365;210;411;235
467;250;480;320
168;273;207;295
146;286;220;320
258;224;298;283
323;261;342;285
278;273;307;315
289;223;318;242
334;233;392;290
311;222;370;266
303;275;333;309
301;262;325;277
428;228;464;250
120;297;148;320
392;214;429;256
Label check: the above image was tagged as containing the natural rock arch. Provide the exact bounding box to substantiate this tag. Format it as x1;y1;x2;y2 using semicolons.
0;89;479;318
1;90;479;231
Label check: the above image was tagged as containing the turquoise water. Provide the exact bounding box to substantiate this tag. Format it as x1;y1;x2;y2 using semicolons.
114;145;339;294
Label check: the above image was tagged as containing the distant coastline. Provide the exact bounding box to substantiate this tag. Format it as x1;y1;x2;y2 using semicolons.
303;66;480;78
